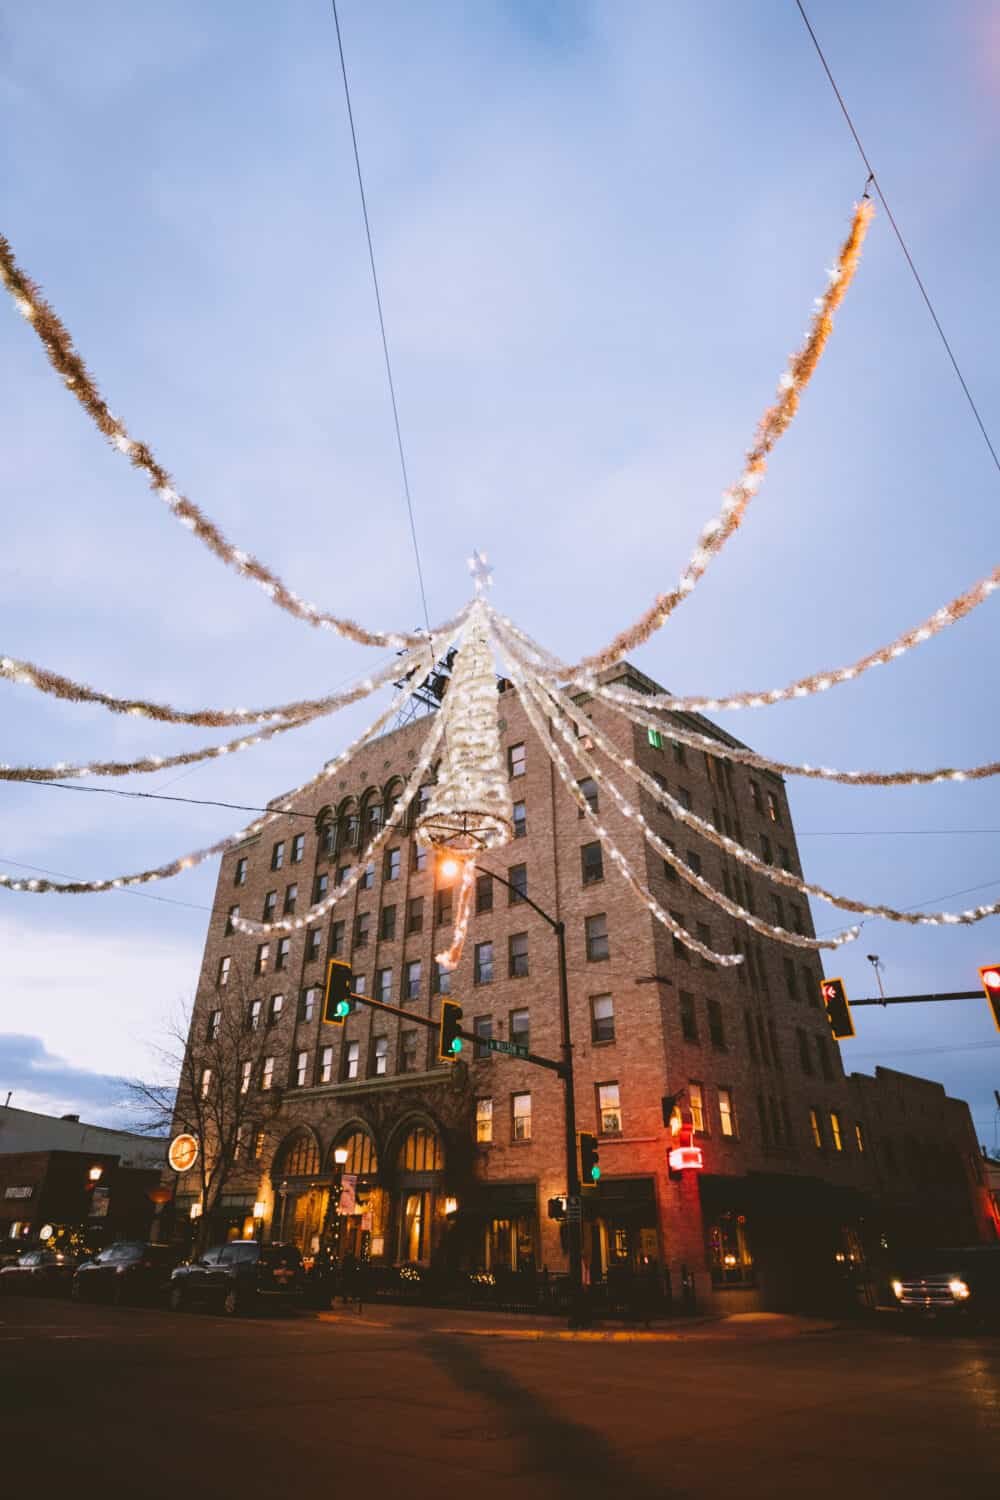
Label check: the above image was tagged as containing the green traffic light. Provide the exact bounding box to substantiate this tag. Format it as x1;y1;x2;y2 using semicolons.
590;1165;601;1181
336;1000;350;1017
450;1037;463;1054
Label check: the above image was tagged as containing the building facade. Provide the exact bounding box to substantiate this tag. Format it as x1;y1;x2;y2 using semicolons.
168;663;988;1311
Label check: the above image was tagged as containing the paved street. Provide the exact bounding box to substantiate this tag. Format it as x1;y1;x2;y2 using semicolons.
1;1298;997;1498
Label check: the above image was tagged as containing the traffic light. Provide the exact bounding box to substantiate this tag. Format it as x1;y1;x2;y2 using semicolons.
978;965;1000;1033
579;1132;600;1185
323;959;353;1025
547;1197;567;1221
820;976;855;1040
438;999;464;1061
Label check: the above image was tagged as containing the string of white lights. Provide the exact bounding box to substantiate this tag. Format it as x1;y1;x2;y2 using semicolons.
0;654;438;895
497;641;743;967
435;856;477;971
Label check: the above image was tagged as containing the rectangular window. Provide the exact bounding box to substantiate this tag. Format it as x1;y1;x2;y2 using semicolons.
269;993;284;1025
313;873;329;905
322;822;337;858
249;998;262;1031
816;1035;834;1081
744;1009;757;1060
300;987;318;1023
804;965;818;1006
234;856;248;887
591;993;615;1043
809;1108;822;1149
473;1015;493;1059
686;849;702;877
373;1036;389;1077
578;777;599;815
345;1041;360;1081
354;912;370;948
254;945;269;976
436;887;453;926
225;906;239;936
598;1081;622;1135
757;1094;771;1147
585;912;609;961
707;998;726;1050
306;928;321;963
797;1028;813;1074
784;957;799;1000
790;905;805;936
275;938;290;972
240;1060;251;1095
855;1121;865;1153
509;931;529;979
718;1088;736;1138
647;727;663;750
680;991;698;1043
294;1051;308;1088
400;1030;418;1073
200;1067;212;1098
291;833;305;864
319;1045;333;1084
475;874;493;913
407;896;424;934
433;961;451;995
696;922;714;968
770;893;784;929
510;1008;530;1051
513;801;527;839
380;905;397;941
512;1092;532;1140
283;884;298;915
271;841;285;871
476;1097;493;1144
760;834;773;865
766;790;781;825
830;1111;844;1152
750;780;762;812
474;942;494;985
662;849;678;882
689;1082;706;1134
261;1056;275;1091
676;786;692;812
508;742;526;778
361;862;375;891
254;1131;265;1161
581;842;604;885
780;846;793;872
414;843;428;872
352;973;367;996
768;1018;782;1071
336;865;351;887
405;959;422;1001
671;912;690;963
377;967;393;1004
508;863;528;903
207;1009;221;1041
385;847;401;881
331;920;345;956
218;955;231;987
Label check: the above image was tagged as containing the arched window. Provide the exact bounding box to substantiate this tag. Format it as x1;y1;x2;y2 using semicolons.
384;779;404;826
278;1131;320;1178
362;791;383;840
333;1131;378;1176
316;807;338;859
397;1125;444;1173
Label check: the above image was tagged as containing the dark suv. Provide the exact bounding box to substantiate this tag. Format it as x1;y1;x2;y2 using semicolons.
168;1241;304;1315
890;1245;1000;1329
72;1242;182;1304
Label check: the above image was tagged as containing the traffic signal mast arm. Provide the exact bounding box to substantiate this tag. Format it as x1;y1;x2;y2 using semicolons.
847;991;983;1006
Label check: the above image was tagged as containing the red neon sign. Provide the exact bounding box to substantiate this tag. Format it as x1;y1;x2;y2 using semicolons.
668;1144;704;1172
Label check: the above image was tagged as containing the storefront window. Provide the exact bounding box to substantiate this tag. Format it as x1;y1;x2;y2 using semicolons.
708;1212;754;1287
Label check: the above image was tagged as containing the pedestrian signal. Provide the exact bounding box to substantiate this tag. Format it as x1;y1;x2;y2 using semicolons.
820;976;854;1040
978;965;1000;1033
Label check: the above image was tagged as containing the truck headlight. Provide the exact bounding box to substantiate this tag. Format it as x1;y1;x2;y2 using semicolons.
890;1279;904;1300
948;1278;970;1300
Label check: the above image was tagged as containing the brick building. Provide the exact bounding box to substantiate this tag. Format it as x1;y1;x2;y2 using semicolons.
169;662;987;1311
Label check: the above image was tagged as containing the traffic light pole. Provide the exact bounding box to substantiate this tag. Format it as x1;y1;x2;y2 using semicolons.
847;991;983;1006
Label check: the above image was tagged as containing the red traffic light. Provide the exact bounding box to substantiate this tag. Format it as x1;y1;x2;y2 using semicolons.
820;976;855;1040
978;965;1000;1033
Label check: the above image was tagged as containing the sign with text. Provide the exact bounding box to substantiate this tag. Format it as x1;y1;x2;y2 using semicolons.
168;1133;199;1173
482;1037;529;1059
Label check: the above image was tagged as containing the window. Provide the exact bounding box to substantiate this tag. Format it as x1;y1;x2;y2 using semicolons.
509;931;529;979
707;998;726;1050
234;856;248;887
405;960;422;1001
767;1018;782;1071
218;955;231;987
436;887;453;926
718;1088;736;1138
224;906;239;936
670;912;689;963
473;1015;493;1058
254;945;269;976
294;1051;308;1088
510;1008;530;1051
760;834;773;865
749;780;762;812
306;927;321;963
413;843;428;872
797;1028;813;1074
313;873;329;905
300;988;318;1023
689;1083;706;1134
757;1094;770;1147
766;790;781;825
816;1035;834;1081
373;1036;389;1077
696;922;714;967
513;801;527;839
377;967;393;1004
271;841;285;871
254;1131;265;1161
336;864;351;887
676;786;692;812
321;821;337;858
680;991;698;1043
855;1122;865;1153
475;942;494;985
240;1060;252;1095
319;1045;333;1084
291;833;305;864
354;912;370;948
361;862;375;892
508;863;528;903
790;904;805;936
331;920;345;956
585;912;609;961
662;849;679;882
280;884;297;916
206;1009;221;1041
779;846;793;872
476;1097;493;1144
385;847;401;881
476;874;493;913
581;842;604;885
647;727;663;750
591;994;615;1043
784;957;799;1000
269;993;284;1025
200;1067;212;1098
433;961;451;995
809;1108;822;1149
352;973;367;996
407;897;424;934
830;1111;844;1152
262;1057;275;1091
578;777;599;815
380;905;397;941
512;1092;532;1140
804;965;818;1006
249;998;262;1031
345;1042;360;1081
508;742;526;778
365;803;383;840
770;893;784;929
744;1009;757;1060
400;1030;418;1073
275;938;290;972
598;1082;622;1135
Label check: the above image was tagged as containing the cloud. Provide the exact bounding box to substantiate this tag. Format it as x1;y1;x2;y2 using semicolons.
0;1032;129;1122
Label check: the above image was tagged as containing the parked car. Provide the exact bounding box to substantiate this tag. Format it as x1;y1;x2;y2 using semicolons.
890;1245;1000;1329
168;1240;304;1315
72;1241;182;1305
0;1248;78;1296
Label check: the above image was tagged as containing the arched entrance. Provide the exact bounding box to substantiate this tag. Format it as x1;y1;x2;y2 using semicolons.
271;1129;327;1253
328;1128;381;1262
392;1122;446;1267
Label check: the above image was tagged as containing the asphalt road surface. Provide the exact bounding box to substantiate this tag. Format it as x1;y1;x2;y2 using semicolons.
1;1298;997;1499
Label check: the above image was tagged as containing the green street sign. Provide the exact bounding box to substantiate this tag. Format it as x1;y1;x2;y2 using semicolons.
484;1038;529;1059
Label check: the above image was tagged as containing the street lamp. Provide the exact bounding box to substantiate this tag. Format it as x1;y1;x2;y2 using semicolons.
88;1165;103;1182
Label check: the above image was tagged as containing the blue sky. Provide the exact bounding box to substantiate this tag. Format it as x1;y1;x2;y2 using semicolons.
2;1;999;1147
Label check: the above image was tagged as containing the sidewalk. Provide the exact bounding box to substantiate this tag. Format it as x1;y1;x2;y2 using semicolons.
314;1300;849;1343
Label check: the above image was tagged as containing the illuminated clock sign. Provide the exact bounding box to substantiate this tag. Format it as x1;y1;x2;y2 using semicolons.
168;1133;199;1173
668;1145;704;1172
